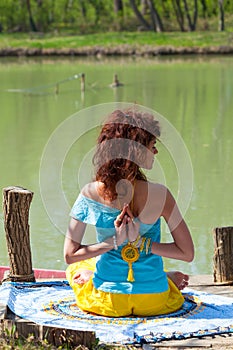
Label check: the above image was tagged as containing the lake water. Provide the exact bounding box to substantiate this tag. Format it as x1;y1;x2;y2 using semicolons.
0;55;232;276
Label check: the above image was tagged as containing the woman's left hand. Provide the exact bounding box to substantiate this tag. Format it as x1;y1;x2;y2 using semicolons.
116;204;140;243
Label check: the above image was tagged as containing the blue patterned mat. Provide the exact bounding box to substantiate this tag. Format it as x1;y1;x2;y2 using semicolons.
0;281;233;344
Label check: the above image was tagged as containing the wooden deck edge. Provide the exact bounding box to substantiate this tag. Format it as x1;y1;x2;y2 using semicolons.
0;303;7;320
0;304;96;348
1;314;233;350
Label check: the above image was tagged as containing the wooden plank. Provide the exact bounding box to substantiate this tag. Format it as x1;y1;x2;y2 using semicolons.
0;266;66;281
142;334;233;349
189;275;233;297
1;309;96;348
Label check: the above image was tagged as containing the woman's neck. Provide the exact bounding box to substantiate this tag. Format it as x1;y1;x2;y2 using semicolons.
95;180;135;210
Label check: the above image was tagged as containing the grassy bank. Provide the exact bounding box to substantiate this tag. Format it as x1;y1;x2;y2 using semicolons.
0;31;232;51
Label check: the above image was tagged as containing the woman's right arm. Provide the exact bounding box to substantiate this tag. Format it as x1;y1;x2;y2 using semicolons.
64;218;114;264
64;217;128;264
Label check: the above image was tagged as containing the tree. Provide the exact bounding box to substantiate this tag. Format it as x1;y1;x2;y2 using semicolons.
172;0;185;31
182;0;198;31
88;0;106;25
79;0;87;18
146;0;164;32
218;0;225;31
114;0;123;13
113;0;124;30
141;0;149;15
129;0;152;30
200;0;207;18
26;0;38;31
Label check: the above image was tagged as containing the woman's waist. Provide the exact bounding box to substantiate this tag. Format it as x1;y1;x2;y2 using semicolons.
92;271;168;294
93;253;167;293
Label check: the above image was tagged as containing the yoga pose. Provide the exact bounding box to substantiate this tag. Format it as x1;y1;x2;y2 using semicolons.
64;108;194;317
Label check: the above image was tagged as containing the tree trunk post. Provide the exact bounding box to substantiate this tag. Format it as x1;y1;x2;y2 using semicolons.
2;186;35;282
213;226;233;285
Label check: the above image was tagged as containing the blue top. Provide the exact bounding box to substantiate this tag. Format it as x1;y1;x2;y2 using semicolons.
70;193;168;294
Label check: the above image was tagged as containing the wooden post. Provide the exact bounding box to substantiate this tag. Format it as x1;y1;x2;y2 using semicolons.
3;186;35;282
81;73;85;92
213;226;233;285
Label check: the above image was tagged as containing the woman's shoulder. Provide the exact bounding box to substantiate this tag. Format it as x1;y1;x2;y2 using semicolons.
80;182;98;199
133;181;170;221
80;182;115;207
71;183;119;226
136;180;168;195
149;182;170;194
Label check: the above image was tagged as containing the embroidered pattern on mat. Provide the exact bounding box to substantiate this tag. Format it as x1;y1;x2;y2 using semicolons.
43;294;200;325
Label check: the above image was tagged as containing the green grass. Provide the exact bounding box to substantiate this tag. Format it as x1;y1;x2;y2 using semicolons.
0;31;232;50
0;328;61;349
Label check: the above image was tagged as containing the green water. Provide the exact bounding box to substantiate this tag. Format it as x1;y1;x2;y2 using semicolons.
0;56;232;275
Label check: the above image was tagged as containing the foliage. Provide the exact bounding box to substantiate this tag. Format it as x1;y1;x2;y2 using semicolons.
0;0;232;34
0;327;58;349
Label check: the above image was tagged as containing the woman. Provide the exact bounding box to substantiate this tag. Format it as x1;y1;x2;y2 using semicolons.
64;108;194;317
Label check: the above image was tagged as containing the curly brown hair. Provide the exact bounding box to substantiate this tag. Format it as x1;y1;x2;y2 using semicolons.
92;108;160;201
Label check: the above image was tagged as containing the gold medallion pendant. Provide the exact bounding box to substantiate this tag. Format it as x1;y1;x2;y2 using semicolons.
121;243;140;282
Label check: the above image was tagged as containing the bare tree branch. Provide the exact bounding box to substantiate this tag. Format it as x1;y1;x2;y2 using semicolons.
129;0;152;30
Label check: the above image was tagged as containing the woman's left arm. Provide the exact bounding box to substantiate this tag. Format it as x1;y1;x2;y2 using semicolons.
151;187;194;262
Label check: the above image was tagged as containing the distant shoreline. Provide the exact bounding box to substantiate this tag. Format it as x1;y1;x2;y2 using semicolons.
1;45;233;57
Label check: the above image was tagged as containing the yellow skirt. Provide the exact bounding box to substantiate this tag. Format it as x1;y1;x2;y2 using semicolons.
66;258;184;317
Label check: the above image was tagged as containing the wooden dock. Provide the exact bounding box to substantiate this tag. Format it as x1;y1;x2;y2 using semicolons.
1;274;232;349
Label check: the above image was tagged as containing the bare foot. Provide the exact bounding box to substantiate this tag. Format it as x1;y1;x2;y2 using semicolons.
166;271;189;290
73;269;93;285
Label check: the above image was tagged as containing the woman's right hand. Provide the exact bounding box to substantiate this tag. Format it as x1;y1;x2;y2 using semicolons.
114;209;128;246
114;204;139;246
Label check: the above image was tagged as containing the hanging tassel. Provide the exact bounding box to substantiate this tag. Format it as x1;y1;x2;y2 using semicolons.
127;262;135;282
121;243;139;283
